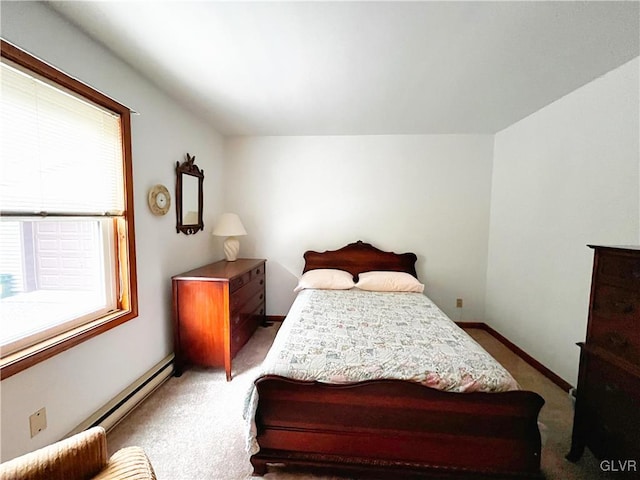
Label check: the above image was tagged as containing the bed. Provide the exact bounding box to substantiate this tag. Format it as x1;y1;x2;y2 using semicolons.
247;241;544;479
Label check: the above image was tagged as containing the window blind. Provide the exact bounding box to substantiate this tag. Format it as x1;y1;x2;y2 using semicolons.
0;60;125;216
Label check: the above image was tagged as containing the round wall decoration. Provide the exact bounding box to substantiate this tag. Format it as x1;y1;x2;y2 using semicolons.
148;184;171;216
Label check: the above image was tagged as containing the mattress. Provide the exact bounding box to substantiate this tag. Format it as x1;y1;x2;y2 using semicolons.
245;288;519;453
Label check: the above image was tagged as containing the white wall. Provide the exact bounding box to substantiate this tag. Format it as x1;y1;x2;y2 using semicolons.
224;135;494;321
0;2;225;460
486;57;640;386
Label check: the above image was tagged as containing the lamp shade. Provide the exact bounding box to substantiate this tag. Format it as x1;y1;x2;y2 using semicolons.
212;213;247;237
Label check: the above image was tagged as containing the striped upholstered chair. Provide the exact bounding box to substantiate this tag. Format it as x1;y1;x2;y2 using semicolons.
0;426;155;480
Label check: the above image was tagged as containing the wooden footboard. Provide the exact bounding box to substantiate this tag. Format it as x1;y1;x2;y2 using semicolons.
251;375;545;479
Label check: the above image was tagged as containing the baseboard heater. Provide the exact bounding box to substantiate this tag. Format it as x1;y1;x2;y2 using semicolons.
67;354;174;437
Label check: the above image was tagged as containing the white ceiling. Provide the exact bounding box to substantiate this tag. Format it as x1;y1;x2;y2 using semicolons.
48;1;639;136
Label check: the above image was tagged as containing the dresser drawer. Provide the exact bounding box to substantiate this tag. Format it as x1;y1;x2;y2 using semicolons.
589;318;640;366
230;290;266;328
229;263;265;292
597;251;640;289
230;271;252;293
589;284;639;364
592;284;638;320
230;271;265;312
231;303;264;357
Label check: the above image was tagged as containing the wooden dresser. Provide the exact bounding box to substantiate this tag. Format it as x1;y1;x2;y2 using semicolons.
567;245;640;463
172;258;266;381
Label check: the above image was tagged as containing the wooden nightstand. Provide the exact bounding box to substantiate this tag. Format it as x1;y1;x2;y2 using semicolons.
172;258;266;381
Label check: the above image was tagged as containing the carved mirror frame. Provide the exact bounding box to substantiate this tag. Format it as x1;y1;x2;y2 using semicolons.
175;153;204;235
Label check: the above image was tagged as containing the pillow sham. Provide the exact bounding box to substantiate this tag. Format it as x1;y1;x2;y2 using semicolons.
355;271;424;293
293;268;355;292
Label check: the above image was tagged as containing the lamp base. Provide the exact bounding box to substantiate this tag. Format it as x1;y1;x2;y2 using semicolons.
223;236;240;261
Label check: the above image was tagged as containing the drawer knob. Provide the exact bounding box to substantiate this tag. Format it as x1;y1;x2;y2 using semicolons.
260;293;264;300
260;279;264;285
256;268;261;275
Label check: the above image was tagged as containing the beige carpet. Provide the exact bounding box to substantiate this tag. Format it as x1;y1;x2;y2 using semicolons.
107;325;612;479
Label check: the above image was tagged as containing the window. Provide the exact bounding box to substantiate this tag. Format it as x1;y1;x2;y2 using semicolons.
0;40;138;379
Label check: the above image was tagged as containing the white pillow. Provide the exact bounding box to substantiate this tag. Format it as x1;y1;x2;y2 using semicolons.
294;269;355;293
355;271;424;293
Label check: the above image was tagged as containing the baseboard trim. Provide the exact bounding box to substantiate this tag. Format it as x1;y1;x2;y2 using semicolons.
455;322;485;329
67;353;174;437
457;321;573;392
266;315;286;323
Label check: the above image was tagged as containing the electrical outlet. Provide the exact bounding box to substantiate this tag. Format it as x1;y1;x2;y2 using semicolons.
29;407;47;438
456;298;463;308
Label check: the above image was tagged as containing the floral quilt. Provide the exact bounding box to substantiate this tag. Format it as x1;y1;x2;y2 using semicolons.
245;288;519;453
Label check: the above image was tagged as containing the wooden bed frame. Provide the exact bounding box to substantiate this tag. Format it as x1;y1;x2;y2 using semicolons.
250;241;544;479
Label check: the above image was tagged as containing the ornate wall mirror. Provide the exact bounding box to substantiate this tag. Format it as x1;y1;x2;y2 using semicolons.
175;153;204;235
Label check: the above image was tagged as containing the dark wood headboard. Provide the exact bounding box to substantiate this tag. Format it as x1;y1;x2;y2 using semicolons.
302;241;418;280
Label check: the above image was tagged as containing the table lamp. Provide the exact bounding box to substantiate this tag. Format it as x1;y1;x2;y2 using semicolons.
212;213;247;261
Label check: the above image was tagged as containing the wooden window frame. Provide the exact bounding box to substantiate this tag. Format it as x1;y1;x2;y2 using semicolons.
0;39;138;380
